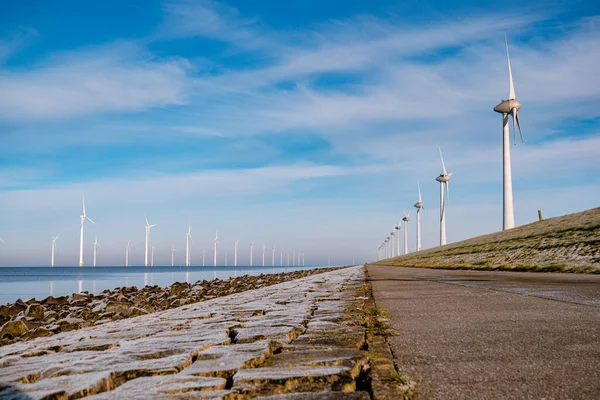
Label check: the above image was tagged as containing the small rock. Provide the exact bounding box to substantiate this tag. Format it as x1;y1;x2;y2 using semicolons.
0;320;30;338
24;303;45;320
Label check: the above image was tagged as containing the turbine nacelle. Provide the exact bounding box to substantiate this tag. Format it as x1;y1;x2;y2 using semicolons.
435;174;451;183
414;201;424;209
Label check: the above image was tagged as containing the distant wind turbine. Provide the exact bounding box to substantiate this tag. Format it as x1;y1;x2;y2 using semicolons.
213;231;218;267
151;245;156;267
125;240;130;267
280;248;283;266
402;211;410;255
144;216;156;267
395;224;400;255
185;222;193;267
390;229;395;257
494;37;524;230
414;180;425;251
79;196;94;267
262;244;266;267
435;148;452;246
93;236;99;267
171;246;176;267
234;240;238;267
51;234;59;268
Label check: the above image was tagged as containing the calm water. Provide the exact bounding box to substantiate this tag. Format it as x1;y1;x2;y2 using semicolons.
0;266;317;304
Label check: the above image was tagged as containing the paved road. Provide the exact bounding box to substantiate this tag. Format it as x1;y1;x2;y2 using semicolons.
367;265;600;399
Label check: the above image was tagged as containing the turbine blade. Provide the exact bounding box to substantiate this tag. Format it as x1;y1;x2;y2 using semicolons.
82;196;86;215
438;147;447;175
87;217;95;224
505;35;516;100
418;179;422;202
511;109;517;145
150;224;156;228
516;110;524;144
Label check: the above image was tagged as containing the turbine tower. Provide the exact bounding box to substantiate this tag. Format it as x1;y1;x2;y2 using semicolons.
390;229;395;257
213;231;219;267
435;148;452;246
125;240;130;267
171;246;176;267
79;197;94;267
51;234;59;268
151;245;156;267
234;240;238;267
262;244;266;267
402;212;410;255
144;216;156;267
185;222;193;267
414;180;425;251
93;236;99;267
395;224;400;255
494;37;524;230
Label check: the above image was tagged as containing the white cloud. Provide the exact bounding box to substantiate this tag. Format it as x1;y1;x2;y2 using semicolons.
0;42;191;122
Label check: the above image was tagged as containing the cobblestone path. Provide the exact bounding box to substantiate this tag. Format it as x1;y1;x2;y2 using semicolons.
0;266;371;399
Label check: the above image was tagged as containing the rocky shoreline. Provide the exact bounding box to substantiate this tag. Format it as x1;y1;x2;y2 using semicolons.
0;267;342;346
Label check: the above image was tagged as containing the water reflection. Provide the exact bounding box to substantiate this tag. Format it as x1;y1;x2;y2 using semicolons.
0;266;317;304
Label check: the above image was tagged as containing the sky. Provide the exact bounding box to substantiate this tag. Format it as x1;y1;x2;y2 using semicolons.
0;0;599;267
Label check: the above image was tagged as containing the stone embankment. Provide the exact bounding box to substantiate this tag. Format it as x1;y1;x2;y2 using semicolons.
0;266;407;399
375;207;600;273
0;268;340;347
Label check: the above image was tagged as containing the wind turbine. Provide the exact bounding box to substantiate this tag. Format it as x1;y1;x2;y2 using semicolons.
280;247;284;266
435;148;452;246
171;246;176;267
250;242;253;267
390;229;395;257
213;231;218;267
234;240;238;267
79;197;94;267
151;245;156;267
93;236;99;267
144;216;156;267
402;211;410;255
262;244;266;267
51;234;59;268
395;224;400;255
494;37;524;230
414;180;425;251
125;240;130;267
185;222;193;267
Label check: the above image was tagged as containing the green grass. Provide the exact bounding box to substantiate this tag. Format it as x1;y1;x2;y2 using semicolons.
373;207;600;273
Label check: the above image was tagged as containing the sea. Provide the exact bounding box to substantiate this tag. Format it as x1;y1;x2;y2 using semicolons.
0;265;318;305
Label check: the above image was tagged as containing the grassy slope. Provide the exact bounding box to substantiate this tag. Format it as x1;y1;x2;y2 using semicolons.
373;207;600;273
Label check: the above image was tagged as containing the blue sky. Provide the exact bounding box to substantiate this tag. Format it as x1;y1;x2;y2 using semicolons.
1;0;599;266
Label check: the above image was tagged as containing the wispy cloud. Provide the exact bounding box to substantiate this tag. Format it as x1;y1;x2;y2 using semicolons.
0;41;191;122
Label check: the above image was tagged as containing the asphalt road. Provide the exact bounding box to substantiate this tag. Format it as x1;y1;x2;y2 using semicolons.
367;265;600;399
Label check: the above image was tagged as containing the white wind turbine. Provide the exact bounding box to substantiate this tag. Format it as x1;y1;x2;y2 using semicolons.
262;244;266;267
234;240;238;267
171;246;176;267
395;224;400;255
390;229;396;257
51;234;59;268
79;197;94;267
494;37;524;230
414;180;425;251
93;236;99;267
213;231;218;267
151;245;156;267
435;148;452;246
280;247;284;266
144;216;156;267
185;222;193;267
125;240;131;267
402;211;410;255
